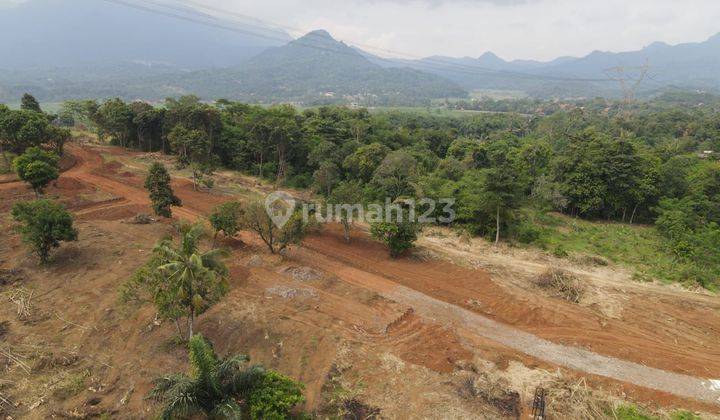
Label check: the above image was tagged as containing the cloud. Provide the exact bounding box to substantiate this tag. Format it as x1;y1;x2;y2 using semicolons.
183;0;720;61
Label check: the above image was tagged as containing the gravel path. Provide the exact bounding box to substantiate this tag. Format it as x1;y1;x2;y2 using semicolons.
395;285;720;405
304;246;720;405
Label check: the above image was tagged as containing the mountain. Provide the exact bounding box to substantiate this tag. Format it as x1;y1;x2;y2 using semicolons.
371;33;720;98
171;30;466;105
0;0;291;70
0;28;465;104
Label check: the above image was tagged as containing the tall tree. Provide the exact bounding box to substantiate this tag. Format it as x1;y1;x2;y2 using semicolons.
328;180;364;243
144;162;182;218
371;150;419;201
20;93;42;113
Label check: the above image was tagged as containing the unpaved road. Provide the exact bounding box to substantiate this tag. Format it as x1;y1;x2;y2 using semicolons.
18;144;720;405
295;242;720;404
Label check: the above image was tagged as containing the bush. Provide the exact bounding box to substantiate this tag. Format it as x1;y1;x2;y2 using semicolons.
552;244;569;258
248;370;305;420
510;219;542;244
12;199;78;262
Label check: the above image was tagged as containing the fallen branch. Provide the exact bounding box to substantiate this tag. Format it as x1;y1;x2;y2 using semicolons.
54;312;96;332
0;348;30;374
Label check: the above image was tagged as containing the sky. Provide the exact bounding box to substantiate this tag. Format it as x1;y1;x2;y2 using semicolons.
196;0;720;61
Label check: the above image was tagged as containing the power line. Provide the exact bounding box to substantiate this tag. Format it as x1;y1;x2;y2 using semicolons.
101;0;616;84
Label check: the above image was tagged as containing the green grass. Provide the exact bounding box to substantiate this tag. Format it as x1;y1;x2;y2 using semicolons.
531;212;709;288
609;404;700;420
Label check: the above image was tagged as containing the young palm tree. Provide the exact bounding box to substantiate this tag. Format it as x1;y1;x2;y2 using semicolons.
154;223;229;339
149;334;267;419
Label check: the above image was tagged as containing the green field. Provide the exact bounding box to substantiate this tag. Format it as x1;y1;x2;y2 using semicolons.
532;212;709;289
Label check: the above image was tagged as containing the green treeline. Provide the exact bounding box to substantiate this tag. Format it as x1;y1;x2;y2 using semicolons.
13;94;720;288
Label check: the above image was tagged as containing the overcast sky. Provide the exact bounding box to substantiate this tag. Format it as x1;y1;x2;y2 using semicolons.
199;0;720;61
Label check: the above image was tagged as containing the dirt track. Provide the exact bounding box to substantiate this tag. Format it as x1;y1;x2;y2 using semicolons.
12;143;720;406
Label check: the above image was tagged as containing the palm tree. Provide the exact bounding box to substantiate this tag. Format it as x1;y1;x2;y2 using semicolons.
149;334;267;419
154;223;228;339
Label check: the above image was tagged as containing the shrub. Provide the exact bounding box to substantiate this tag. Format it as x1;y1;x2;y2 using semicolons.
510;219;542;244
150;334;305;419
552;244;569;258
11;199;78;263
248;370;305;420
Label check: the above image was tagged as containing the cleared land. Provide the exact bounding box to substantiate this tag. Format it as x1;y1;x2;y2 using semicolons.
1;142;719;418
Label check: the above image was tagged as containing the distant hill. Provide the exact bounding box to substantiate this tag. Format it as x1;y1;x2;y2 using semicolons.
0;0;290;70
172;30;467;105
0;28;467;105
1;0;718;103
372;33;720;98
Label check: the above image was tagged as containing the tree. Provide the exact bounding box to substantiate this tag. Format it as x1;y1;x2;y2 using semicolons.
153;224;228;339
328;180;364;243
46;126;71;156
242;200;307;254
168;125;209;166
20;93;42;113
483;139;526;244
167;125;217;190
370;150;419;201
312;160;339;196
145;162;181;218
370;218;420;258
11;199;78;263
209;201;244;247
0;104;10;166
95;98;135;147
343;142;389;182
150;334;304;420
0;109;53;153
13;146;60;196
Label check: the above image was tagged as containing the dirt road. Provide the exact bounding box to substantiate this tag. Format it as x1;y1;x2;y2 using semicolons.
19;144;720;406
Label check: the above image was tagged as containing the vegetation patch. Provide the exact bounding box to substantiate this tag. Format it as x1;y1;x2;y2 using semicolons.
535;269;584;303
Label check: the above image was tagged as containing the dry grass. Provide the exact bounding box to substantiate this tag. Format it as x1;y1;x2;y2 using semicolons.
535;269;585;303
456;372;521;418
8;288;34;321
544;377;611;419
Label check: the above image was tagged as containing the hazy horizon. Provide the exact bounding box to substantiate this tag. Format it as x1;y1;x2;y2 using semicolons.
1;0;719;62
199;0;720;61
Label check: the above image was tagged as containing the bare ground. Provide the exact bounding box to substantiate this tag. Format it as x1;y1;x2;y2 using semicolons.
1;142;719;418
